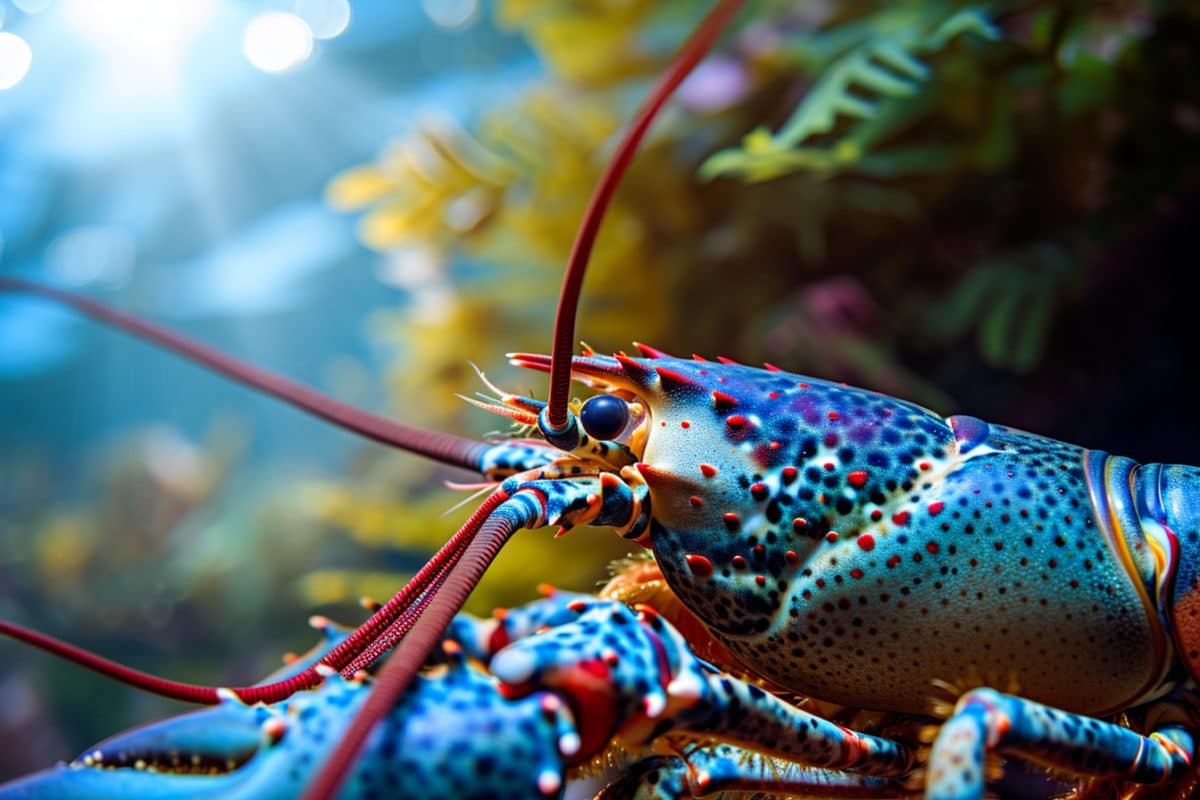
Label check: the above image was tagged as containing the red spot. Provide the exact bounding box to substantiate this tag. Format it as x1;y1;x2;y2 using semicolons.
711;390;738;410
785;550;799;564
823;432;839;447
887;555;901;568
823;462;835;471
726;414;748;428
892;511;911;526
753;443;776;467
633;603;660;620
755;575;767;586
731;555;747;569
850;568;864;580
847;470;868;487
567;599;588;612
262;716;288;743
926;542;940;554
689;495;704;507
870;509;883;521
825;531;840;543
764;362;782;372
680;420;691;429
792;517;809;531
685;554;714;577
750;482;769;501
723;512;741;531
769;441;781;450
798;382;810;389
928;502;945;516
768;391;780;399
827;411;841;421
782;467;798;484
857;534;876;552
603;650;620;666
919;461;931;471
816;578;826;588
753;544;765;557
700;464;717;478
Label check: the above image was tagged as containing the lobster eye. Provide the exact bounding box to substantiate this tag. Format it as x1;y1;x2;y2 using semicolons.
580;394;630;440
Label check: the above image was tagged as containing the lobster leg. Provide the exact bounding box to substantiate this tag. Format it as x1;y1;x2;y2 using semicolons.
446;587;598;663
596;743;908;799
925;687;1194;800
490;598;914;778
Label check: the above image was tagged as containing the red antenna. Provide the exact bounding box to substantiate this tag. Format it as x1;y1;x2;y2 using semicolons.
541;0;748;440
307;2;749;797
0;277;487;471
0;489;510;706
0;2;749;797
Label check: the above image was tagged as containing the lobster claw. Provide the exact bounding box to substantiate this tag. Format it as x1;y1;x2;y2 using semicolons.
0;701;274;799
2;647;580;800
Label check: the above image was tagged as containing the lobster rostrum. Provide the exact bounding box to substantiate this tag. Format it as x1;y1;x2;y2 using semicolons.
4;0;1200;797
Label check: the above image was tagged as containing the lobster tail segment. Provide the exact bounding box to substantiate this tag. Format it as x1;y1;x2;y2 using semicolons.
1133;462;1200;683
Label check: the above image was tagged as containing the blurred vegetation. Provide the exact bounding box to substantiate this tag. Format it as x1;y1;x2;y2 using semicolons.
332;0;1200;412
307;0;1200;622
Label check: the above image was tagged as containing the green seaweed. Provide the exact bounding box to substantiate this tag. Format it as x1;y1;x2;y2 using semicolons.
702;4;1001;181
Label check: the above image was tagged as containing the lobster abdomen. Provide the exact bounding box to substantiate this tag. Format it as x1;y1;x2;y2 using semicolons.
1128;461;1200;685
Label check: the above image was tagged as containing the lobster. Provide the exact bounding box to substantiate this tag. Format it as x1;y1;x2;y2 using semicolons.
0;587;913;799
2;0;1199;797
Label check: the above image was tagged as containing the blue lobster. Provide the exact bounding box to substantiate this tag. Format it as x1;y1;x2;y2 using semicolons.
3;340;1198;798
1;587;916;799
2;0;1199;797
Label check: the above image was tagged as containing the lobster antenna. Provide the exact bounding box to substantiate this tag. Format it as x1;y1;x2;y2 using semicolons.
301;510;521;800
303;5;751;795
0;489;509;705
0;277;488;472
543;0;748;435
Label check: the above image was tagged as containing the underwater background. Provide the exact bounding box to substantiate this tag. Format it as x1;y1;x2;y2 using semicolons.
1;0;1199;786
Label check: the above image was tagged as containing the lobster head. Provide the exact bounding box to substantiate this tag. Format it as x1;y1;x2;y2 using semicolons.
511;346;960;645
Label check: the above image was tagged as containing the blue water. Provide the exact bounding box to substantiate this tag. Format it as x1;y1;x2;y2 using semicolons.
0;1;535;472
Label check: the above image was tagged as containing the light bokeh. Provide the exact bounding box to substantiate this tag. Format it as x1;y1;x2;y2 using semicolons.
0;31;31;90
243;11;314;73
295;0;351;40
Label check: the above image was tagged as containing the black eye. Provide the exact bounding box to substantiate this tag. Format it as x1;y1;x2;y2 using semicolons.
580;394;630;440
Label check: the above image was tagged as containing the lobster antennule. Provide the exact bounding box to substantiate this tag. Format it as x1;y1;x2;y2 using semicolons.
511;351;628;380
541;0;749;434
0;277;488;473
